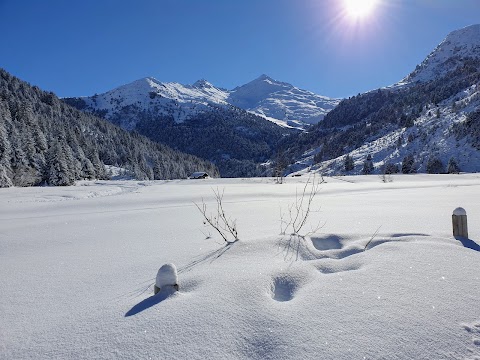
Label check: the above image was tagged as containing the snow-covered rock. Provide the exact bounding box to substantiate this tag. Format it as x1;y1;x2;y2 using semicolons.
156;263;178;289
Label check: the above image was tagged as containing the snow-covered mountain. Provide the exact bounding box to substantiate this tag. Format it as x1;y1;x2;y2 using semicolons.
228;74;340;127
287;24;480;176
398;24;480;85
67;75;339;129
64;75;339;177
71;77;230;130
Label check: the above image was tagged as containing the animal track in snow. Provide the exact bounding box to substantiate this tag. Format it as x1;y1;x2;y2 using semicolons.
270;275;300;302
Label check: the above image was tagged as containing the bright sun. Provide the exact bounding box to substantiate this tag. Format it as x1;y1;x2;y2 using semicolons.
343;0;379;19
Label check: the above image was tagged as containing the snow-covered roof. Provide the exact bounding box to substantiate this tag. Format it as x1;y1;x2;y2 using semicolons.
189;171;209;179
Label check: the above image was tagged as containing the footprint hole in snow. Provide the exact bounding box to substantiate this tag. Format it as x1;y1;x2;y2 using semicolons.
270;275;299;302
310;235;345;251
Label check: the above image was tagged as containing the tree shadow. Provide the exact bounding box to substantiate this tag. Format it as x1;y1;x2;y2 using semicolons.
178;241;236;274
455;236;480;252
389;233;430;238
125;287;177;317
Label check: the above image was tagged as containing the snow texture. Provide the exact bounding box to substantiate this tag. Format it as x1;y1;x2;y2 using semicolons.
1;175;480;359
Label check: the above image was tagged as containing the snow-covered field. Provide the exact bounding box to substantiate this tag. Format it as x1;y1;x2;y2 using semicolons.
1;175;480;359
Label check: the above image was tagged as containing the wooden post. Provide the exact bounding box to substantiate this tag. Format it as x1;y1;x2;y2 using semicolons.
452;207;468;239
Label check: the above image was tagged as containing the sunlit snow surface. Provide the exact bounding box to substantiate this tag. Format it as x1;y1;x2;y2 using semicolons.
1;175;480;359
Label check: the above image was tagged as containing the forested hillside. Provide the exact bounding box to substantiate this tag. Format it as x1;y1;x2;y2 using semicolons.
131;105;292;177
279;26;480;175
0;69;218;187
62;75;312;177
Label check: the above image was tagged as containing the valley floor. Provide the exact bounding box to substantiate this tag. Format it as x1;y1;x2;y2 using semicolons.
1;174;480;359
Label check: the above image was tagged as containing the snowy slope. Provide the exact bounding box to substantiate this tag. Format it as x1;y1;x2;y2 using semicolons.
399;24;480;86
290;24;480;175
1;176;480;359
294;84;480;175
78;77;230;129
229;74;340;126
70;75;339;129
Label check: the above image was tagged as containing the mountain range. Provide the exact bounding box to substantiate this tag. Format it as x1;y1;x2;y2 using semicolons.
66;25;480;177
65;76;339;177
2;24;480;185
66;75;339;130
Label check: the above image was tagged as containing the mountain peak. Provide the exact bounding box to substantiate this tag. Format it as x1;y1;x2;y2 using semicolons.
193;79;213;89
399;24;480;85
444;24;480;45
257;74;274;81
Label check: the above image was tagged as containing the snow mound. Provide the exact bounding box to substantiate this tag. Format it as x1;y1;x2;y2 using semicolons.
156;263;178;288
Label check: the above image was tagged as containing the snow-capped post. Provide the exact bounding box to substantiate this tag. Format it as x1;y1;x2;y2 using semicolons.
452;207;468;239
154;263;179;295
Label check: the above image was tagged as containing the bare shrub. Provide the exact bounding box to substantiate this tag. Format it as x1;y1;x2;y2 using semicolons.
280;174;325;238
194;188;239;244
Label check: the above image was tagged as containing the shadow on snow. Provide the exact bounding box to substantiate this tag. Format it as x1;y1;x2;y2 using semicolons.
125;287;177;317
455;236;480;252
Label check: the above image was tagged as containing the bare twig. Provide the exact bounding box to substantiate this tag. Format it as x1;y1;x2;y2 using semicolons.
194;188;239;244
364;225;382;251
280;174;324;238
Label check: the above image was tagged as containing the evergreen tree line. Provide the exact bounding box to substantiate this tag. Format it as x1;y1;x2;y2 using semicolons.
352;152;461;175
0;68;219;187
74;101;296;178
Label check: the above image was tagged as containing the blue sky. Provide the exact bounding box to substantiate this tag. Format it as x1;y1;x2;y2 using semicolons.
1;0;479;98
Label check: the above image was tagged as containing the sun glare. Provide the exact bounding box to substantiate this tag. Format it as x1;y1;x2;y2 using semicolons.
343;0;379;19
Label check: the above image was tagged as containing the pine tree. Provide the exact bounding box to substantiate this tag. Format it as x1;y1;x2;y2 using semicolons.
401;154;416;174
362;154;374;175
447;157;460;174
47;140;75;186
344;154;354;172
426;156;444;174
0;109;13;186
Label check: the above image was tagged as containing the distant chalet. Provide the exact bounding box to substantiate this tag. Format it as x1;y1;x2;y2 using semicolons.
189;172;209;179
